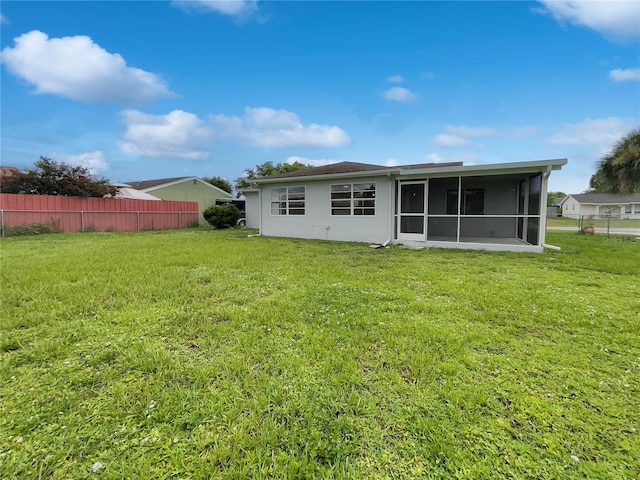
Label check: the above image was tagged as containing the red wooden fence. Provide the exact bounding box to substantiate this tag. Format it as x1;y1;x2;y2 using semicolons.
0;194;199;234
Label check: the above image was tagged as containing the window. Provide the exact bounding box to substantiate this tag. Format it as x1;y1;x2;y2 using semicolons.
270;186;305;215
463;189;484;215
331;183;375;216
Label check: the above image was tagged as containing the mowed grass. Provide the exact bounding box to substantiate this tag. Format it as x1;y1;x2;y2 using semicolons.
1;229;638;479
547;217;640;228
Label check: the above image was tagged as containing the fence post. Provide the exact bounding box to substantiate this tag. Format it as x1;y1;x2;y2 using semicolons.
0;210;4;237
81;211;84;232
137;211;140;232
607;215;610;237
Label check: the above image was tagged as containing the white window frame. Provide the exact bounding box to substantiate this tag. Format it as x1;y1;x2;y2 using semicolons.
270;186;306;216
330;182;376;216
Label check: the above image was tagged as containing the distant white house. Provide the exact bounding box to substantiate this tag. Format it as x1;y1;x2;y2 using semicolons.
559;193;640;219
250;158;567;253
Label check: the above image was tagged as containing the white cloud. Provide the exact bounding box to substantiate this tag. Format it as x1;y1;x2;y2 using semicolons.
286;156;340;167
386;75;405;83
423;153;445;163
444;125;496;137
422;152;477;165
0;30;173;103
450;153;479;165
383;87;418;103
210;107;351;147
547;117;636;147
172;0;258;18
609;67;640;82
52;150;109;174
537;1;640;41
433;124;495;148
119;110;212;160
384;158;400;167
0;13;8;24
434;133;472;148
118;107;350;157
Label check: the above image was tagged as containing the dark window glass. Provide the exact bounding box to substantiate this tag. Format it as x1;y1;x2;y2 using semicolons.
464;189;484;215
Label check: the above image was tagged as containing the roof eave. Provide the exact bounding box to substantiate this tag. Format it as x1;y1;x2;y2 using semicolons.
253;158;568;184
141;176;233;197
398;158;568;177
253;168;395;184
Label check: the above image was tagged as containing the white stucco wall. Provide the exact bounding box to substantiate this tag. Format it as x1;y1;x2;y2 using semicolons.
243;190;260;229
259;175;393;244
562;197;598;218
625;203;640;219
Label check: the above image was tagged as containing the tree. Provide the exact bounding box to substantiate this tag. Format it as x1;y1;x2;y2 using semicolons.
0;157;117;197
202;176;233;194
546;191;566;207
587;170;606;193
234;161;310;193
591;128;640;195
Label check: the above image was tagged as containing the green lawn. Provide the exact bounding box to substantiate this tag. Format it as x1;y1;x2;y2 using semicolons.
547;217;640;228
1;229;639;479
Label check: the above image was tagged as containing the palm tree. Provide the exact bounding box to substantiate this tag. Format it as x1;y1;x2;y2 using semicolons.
595;128;640;194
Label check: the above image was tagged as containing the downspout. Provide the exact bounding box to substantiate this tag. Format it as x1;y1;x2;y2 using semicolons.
540;166;560;251
258;188;262;235
384;172;393;246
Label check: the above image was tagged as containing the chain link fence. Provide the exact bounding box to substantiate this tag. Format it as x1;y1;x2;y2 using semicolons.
0;210;200;236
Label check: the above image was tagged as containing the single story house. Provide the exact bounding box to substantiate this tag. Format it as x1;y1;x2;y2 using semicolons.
559;193;640;219
250;158;567;253
126;176;233;224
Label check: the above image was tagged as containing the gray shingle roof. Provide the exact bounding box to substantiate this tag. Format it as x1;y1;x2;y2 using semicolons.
569;193;640;204
263;161;464;179
125;177;192;190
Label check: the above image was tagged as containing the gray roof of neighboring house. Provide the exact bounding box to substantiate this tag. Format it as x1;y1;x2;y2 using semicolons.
125;176;192;190
567;193;640;204
263;161;464;179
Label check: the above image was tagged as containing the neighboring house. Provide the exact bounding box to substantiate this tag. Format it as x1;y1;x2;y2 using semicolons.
126;176;233;224
251;158;567;253
0;166;21;187
559;193;640;219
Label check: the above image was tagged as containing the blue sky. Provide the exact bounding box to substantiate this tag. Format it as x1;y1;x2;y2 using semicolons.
1;1;639;193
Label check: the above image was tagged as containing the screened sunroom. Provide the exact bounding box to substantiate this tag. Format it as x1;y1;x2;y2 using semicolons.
395;171;548;251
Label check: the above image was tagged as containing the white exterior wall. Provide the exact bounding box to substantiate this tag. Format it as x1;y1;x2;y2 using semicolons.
562;197;640;219
259;175;393;244
625;203;640;219
562;197;597;218
243;190;260;229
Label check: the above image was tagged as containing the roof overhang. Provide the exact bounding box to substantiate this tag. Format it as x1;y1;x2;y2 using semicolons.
141;176;234;197
252;158;568;184
397;158;567;178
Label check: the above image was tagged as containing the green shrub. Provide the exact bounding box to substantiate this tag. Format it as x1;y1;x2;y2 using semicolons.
3;221;62;237
203;204;241;229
